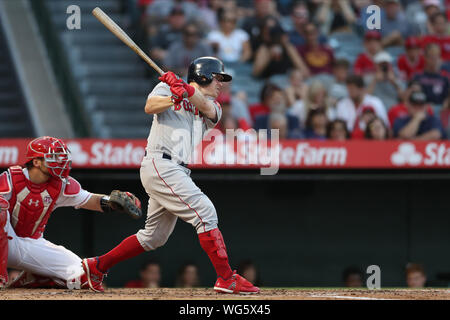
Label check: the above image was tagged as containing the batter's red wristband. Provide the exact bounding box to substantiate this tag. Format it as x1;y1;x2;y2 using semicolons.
183;83;195;97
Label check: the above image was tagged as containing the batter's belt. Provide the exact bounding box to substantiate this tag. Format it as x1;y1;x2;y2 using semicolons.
145;151;188;168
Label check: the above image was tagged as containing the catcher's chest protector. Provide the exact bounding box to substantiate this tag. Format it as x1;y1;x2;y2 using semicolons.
8;166;62;239
0;201;7;285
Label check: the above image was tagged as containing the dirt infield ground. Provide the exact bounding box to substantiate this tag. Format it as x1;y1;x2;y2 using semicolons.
0;288;449;300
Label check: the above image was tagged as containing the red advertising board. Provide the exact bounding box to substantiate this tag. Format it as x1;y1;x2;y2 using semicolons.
0;138;449;169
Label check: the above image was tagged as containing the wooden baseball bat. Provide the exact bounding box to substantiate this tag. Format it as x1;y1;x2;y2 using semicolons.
92;7;164;76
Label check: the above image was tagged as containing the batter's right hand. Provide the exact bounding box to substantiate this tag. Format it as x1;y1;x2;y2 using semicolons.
159;71;183;87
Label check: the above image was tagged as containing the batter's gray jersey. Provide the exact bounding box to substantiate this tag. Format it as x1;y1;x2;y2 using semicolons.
135;82;223;247
146;82;222;164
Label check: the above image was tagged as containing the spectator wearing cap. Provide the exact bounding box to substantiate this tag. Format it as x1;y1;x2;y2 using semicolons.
336;74;389;139
367;50;406;110
252;17;310;78
380;0;416;48
297;22;335;75
315;0;357;35
353;31;383;76
405;263;427;288
147;6;186;65
206;9;252;63
420;12;450;63
412;43;450;105
405;0;442;36
388;79;435;127
397;37;426;81
163;22;213;77
288;1;328;47
393;91;445;139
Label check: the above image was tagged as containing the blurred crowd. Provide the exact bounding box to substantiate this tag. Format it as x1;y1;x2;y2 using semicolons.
342;263;431;288
119;0;450;141
8;261;443;287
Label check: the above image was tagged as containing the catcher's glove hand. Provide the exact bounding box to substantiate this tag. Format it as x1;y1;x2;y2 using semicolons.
101;190;142;219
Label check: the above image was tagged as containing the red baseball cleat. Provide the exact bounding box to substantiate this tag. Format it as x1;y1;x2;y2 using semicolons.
214;271;260;294
82;257;107;293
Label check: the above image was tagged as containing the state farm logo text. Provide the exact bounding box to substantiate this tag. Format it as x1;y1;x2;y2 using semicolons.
66;141;145;166
0;146;18;165
391;142;450;166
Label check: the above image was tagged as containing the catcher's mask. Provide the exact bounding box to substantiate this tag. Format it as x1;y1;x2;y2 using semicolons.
26;136;72;181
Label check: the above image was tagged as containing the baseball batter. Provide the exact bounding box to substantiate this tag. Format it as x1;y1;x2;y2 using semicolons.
0;136;142;289
82;57;260;294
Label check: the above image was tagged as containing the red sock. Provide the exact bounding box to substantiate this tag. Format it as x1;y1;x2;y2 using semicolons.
198;228;233;280
97;235;145;272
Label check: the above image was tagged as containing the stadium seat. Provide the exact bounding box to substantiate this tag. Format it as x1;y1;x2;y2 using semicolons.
0;16;34;137
45;0;155;138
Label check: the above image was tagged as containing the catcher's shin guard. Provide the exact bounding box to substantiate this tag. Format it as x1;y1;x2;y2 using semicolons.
0;200;8;288
198;228;232;280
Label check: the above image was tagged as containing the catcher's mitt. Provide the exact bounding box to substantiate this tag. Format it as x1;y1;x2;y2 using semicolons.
102;190;142;219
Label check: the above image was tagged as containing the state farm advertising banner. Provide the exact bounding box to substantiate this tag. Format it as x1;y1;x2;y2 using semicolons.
0;138;449;169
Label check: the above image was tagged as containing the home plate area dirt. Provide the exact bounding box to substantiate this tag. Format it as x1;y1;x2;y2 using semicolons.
0;288;449;300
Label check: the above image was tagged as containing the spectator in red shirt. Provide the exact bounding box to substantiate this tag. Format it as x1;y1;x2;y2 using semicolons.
397;37;426;81
353;30;382;76
297;22;335;75
421;12;450;62
248;82;279;121
125;260;161;288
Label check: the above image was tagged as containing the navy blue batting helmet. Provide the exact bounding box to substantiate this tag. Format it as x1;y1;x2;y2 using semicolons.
187;56;232;85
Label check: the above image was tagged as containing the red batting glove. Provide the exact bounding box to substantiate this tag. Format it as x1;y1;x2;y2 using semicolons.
170;82;187;104
159;71;183;87
182;82;195;97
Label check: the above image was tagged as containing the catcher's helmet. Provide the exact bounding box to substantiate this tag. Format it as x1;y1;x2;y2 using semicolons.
26;136;72;180
187;56;232;85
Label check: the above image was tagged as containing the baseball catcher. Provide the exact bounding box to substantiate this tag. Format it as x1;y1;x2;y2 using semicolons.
0;136;142;289
82;56;260;294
